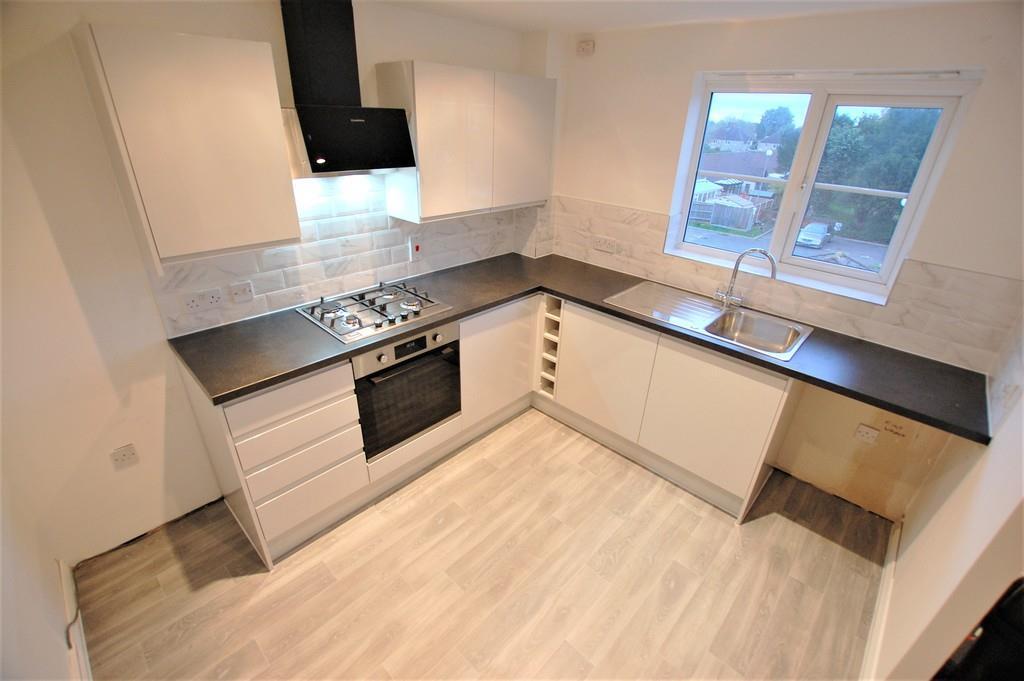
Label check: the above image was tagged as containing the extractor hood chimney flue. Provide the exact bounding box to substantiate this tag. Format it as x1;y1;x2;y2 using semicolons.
280;0;416;175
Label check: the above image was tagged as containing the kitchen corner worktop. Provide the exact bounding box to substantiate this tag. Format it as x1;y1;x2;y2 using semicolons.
170;253;991;444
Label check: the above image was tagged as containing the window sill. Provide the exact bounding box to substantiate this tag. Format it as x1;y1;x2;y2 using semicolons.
664;243;890;305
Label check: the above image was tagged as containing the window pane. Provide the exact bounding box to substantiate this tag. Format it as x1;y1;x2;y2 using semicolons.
791;103;943;272
682;92;811;254
684;174;787;253
815;106;942;192
793;188;905;273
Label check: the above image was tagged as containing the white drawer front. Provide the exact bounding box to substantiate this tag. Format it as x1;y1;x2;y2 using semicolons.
367;414;464;483
246;424;364;503
235;395;359;472
256;452;369;541
225;363;355;437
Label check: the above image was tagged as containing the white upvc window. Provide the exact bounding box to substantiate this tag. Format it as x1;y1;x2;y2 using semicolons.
665;70;979;303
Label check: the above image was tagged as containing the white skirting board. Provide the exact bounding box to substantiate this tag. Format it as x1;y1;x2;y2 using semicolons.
531;392;745;517
859;521;903;680
59;560;93;680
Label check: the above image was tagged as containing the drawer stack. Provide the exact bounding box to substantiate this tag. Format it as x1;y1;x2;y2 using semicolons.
223;364;369;547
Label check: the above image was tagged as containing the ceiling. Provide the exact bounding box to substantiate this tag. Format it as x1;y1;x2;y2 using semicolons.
383;0;949;33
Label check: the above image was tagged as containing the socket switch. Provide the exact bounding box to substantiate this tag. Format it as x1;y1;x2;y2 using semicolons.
228;281;255;305
854;423;880;445
111;443;139;468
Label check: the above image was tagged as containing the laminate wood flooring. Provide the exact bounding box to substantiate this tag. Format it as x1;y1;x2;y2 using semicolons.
77;408;890;680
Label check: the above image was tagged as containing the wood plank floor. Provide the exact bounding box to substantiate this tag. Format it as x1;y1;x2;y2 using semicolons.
77;408;891;680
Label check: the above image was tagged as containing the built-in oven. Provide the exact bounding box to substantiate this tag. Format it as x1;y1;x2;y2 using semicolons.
352;321;461;461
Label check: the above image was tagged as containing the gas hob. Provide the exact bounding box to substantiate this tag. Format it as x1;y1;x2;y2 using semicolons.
297;282;451;343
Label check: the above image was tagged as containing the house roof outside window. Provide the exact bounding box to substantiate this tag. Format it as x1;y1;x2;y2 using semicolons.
700;150;778;176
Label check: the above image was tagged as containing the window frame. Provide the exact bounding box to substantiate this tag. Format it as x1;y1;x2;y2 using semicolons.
665;70;980;303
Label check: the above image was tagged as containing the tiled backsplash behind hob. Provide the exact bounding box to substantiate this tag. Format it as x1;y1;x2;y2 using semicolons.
154;175;546;336
155;177;1020;381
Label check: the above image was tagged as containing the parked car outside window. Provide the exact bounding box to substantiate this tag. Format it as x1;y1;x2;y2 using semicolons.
797;222;832;248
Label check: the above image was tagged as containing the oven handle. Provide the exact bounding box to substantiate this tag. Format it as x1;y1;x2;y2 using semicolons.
368;346;456;385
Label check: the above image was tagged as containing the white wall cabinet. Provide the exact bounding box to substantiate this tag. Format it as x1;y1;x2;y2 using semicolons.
492;72;558;208
460;296;539;426
415;62;495;218
376;61;556;222
639;335;789;500
77;25;299;261
555;303;660;442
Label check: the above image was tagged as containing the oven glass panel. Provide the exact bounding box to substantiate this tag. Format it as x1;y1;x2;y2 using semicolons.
355;341;461;460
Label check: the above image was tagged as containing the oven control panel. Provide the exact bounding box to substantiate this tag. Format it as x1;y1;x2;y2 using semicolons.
352;320;460;379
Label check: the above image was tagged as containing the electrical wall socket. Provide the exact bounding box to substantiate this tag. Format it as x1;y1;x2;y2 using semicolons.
409;240;423;262
111;443;139;468
181;287;224;312
576;38;596;56
593;236;619;254
228;281;254;305
854;423;880;445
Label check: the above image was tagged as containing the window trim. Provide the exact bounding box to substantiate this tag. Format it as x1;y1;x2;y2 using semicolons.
777;93;959;286
665;70;981;304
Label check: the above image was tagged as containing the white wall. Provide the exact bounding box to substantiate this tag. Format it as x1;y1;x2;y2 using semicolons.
872;397;1023;678
0;1;528;677
353;0;524;105
553;2;1023;280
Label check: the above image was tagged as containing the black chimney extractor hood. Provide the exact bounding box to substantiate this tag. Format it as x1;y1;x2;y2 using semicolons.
280;0;416;174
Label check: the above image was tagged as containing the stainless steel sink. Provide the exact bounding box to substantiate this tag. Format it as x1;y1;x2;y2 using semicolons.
702;308;811;360
604;281;812;361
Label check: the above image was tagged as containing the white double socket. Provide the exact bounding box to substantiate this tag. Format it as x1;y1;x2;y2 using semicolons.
181;287;223;312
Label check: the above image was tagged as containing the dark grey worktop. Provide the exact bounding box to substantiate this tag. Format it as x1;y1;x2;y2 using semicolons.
170;253;991;444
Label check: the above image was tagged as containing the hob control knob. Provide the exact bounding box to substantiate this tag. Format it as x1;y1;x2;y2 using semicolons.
432;333;444;344
374;319;385;328
377;353;390;364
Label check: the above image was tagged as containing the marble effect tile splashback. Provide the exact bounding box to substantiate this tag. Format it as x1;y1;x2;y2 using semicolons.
154;176;1019;388
155;175;541;336
547;195;1022;375
988;319;1023;431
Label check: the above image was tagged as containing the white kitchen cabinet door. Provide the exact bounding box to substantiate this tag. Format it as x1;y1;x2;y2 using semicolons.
460;297;538;426
87;26;299;259
492;72;557;209
556;303;659;442
377;62;556;222
414;62;495;219
639;335;788;499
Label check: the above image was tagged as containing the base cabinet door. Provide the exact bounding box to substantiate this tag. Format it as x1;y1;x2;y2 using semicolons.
639;335;788;498
460;297;538;426
556;303;659;442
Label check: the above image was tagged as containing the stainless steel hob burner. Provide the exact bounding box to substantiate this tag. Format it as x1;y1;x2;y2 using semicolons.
297;282;452;343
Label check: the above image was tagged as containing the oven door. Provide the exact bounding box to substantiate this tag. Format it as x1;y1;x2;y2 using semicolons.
355;341;461;461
